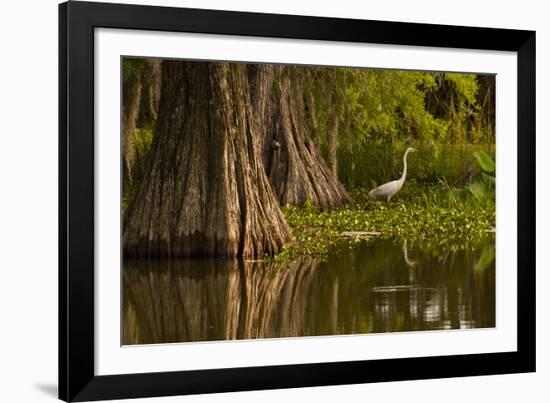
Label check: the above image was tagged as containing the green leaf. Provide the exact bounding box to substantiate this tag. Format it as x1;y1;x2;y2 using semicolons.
472;150;495;173
467;180;486;200
480;172;496;185
474;245;495;272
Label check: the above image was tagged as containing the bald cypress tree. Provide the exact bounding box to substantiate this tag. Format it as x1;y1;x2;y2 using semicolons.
249;65;351;208
123;61;291;258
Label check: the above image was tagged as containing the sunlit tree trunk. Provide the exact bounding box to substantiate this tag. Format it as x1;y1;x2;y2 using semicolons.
149;59;162;116
123;61;291;258
327;111;340;178
251;66;351;207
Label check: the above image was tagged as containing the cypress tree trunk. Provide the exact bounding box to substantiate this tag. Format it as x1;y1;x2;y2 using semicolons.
122;73;142;183
326;73;347;179
123;61;291;258
136;60;162;130
327;114;340;178
247;64;277;163
257;66;351;208
149;59;162;116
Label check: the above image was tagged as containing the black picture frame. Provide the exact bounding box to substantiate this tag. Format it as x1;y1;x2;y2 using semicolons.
59;1;536;401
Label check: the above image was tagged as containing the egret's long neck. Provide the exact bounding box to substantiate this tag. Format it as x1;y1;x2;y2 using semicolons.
399;150;410;184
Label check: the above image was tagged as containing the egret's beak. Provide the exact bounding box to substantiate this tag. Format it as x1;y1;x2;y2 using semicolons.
410;148;418;152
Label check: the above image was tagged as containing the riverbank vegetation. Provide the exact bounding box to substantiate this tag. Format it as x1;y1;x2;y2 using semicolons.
121;59;495;260
278;183;495;262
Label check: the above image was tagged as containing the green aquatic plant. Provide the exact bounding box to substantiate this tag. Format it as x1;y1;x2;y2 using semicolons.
474;244;496;272
472;149;495;173
275;182;495;262
467;150;495;202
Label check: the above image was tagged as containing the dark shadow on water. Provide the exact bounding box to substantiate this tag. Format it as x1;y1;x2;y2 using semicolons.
34;383;57;399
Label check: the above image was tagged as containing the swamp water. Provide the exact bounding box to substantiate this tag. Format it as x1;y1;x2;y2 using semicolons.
123;238;495;345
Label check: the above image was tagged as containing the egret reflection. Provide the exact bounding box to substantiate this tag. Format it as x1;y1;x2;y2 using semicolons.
402;239;417;267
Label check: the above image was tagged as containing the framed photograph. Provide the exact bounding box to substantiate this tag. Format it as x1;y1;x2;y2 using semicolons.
59;1;535;401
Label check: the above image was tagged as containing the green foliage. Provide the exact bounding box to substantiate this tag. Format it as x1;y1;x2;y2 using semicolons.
276;182;495;262
338;141;494;189
474;244;495;272
307;69;452;145
122;58;148;87
466;150;495;203
445;73;479;104
301;67;494;189
472;149;495;173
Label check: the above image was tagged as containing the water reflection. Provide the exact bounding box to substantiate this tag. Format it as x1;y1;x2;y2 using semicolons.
123;239;495;345
402;240;417;267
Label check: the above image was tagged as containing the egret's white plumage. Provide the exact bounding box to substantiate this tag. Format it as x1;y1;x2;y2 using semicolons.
368;147;417;202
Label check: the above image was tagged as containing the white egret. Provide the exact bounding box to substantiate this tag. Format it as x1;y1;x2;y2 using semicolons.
368;147;417;202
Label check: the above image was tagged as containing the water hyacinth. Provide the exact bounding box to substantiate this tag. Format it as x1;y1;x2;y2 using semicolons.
276;183;495;262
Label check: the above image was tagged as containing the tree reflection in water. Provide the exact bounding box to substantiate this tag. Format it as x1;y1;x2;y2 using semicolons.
123;239;495;345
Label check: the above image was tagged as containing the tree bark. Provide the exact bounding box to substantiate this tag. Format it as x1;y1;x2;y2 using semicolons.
149;59;162;117
326;71;347;179
123;61;291;258
327;112;340;178
247;64;277;163
122;74;142;183
253;66;351;208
